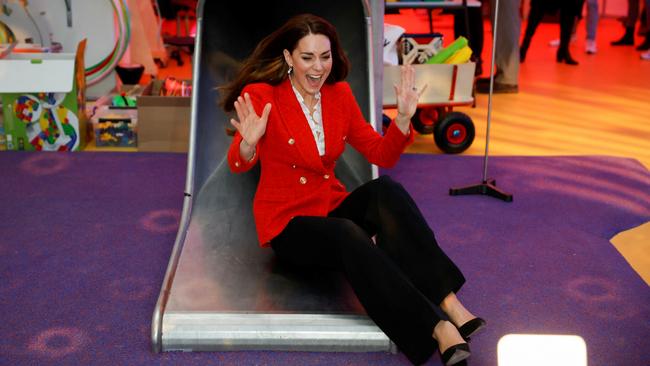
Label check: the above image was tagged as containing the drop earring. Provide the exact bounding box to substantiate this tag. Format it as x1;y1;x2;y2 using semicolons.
287;65;293;74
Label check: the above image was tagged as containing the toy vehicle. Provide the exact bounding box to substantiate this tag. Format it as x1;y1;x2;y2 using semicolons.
383;45;476;154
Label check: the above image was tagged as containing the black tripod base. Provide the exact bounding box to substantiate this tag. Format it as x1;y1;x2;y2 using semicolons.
450;178;513;202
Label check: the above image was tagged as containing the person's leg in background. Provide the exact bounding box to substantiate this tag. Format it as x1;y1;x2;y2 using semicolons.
557;1;581;65
551;0;595;54
477;0;521;94
637;1;647;35
585;0;599;54
453;5;485;75
519;0;545;63
637;0;650;50
612;0;639;45
641;0;650;58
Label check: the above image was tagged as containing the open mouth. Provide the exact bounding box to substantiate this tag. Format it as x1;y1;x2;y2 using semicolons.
306;74;323;87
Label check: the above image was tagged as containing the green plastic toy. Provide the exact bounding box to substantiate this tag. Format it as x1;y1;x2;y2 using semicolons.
426;36;469;64
112;94;136;107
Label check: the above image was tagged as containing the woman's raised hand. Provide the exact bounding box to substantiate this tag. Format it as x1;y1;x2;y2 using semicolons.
393;65;426;131
230;92;272;149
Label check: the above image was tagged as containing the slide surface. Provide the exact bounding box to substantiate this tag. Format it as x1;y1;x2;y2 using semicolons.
153;0;391;353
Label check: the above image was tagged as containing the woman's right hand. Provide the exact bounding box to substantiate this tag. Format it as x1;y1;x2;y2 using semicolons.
230;92;272;150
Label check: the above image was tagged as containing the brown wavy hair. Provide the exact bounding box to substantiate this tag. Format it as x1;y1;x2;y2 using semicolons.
219;13;350;112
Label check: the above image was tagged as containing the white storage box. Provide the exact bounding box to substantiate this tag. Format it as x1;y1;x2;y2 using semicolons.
383;63;476;107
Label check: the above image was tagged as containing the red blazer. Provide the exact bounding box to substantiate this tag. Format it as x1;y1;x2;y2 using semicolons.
228;78;414;246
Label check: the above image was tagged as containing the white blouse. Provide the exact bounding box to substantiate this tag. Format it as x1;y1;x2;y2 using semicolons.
290;83;325;156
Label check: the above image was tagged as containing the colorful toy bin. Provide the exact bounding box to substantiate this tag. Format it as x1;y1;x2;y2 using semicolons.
0;41;87;151
91;106;138;147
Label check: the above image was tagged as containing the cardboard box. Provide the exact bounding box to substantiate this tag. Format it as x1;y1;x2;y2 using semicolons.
136;79;191;152
0;41;87;151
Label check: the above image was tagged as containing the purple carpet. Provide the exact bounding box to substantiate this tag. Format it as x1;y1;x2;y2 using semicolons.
0;151;648;366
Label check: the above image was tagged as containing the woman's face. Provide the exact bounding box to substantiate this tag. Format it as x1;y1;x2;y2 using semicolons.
284;33;333;98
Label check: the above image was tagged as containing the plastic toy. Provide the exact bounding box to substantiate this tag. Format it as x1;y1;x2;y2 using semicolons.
161;77;192;97
93;115;136;147
112;93;137;107
401;34;443;65
100;132;118;142
12;93;78;151
444;46;472;64
426;36;469;64
0;19;16;44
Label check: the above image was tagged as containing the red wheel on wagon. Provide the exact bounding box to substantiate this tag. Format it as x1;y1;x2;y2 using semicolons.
411;107;438;135
434;111;475;154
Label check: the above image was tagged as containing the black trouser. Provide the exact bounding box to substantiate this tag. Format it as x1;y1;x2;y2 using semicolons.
270;176;466;365
521;0;581;59
453;6;485;65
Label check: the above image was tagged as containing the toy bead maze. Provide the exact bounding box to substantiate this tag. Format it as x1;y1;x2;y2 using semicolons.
151;0;394;354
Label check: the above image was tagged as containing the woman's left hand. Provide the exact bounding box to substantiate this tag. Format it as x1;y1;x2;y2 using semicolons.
393;65;426;132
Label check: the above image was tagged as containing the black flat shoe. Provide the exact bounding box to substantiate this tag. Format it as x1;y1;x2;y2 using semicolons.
440;343;471;366
457;318;487;341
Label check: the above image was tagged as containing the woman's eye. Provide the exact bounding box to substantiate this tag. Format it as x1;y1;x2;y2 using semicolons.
302;57;312;61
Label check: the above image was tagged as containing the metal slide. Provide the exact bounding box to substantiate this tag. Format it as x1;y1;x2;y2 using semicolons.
151;0;394;353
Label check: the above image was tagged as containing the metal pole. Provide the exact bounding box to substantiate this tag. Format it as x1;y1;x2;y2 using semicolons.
449;0;512;202
483;0;499;183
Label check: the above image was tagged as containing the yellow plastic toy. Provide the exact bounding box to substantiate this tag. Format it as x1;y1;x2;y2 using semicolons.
444;46;473;64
